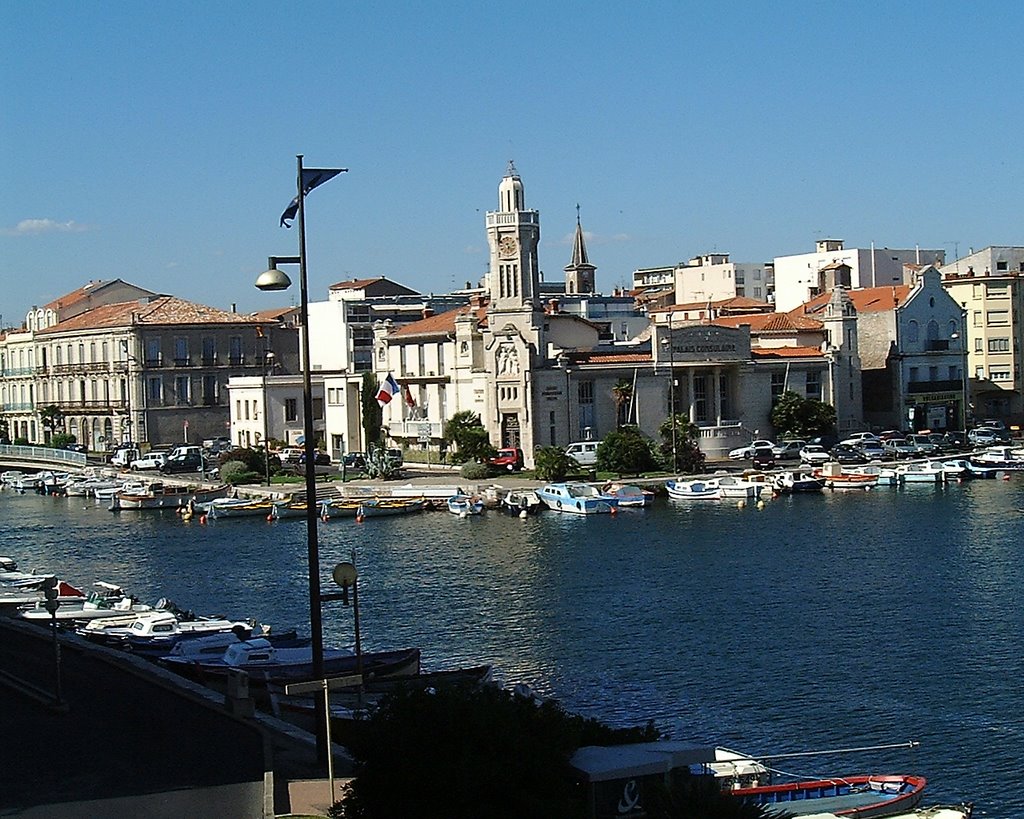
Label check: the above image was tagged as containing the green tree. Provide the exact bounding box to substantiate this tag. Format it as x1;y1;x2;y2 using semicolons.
658;414;706;474
0;419;9;444
533;445;577;481
770;391;837;439
362;372;382;451
334;685;658;819
442;411;494;464
50;433;76;450
597;426;658;475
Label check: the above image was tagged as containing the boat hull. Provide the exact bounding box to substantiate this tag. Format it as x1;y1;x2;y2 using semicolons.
734;773;927;817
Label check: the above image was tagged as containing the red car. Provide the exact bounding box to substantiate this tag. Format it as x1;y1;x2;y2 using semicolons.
489;448;524;472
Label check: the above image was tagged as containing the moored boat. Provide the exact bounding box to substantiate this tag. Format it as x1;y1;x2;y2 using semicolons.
537;483;617;514
970;446;1024;470
110;482;231;511
160;637;421;687
733;773;927;817
896;463;942;484
773;471;825;494
501;489;543;516
665;478;721;500
447;494;484;516
600;482;654;507
355;498;425;518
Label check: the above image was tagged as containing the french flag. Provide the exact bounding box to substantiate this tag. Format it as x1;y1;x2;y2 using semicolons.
376;373;401;407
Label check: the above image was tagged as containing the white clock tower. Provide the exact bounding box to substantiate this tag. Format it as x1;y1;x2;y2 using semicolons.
485;161;541;312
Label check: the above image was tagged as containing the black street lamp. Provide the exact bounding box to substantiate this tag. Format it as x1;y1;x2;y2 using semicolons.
255;155;345;765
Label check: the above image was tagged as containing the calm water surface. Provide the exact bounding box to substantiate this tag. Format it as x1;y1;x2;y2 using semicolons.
3;478;1023;816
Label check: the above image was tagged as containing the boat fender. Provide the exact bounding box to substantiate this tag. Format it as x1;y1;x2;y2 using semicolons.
181;510;192;521
199;514;207;524
756;500;765;510
609;505;617;516
266;514;274;521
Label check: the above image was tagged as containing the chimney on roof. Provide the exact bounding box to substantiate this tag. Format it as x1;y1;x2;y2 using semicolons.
231;303;236;313
469;294;485;308
465;281;471;289
422;307;434;319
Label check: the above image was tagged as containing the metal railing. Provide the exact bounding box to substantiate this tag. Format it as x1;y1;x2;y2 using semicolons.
0;444;87;467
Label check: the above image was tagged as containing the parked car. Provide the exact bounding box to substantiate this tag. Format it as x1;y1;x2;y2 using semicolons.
882;438;917;460
772;440;807;460
160;452;206;474
799;444;830;466
857;440;886;461
385;448;404;467
728;439;775;460
939;431;969;452
130;451;168;471
489;447;525;472
64;443;87;453
278;447;304;465
840;431;880;447
829;444;868;465
750;446;776;469
298;451;334;475
967;427;1001;446
906;434;940;456
565;441;599;466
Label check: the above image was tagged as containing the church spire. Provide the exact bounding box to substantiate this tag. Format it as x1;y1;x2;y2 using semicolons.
564;204;596;295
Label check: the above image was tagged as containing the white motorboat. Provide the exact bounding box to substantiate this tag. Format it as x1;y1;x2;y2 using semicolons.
713;475;761;499
537;483;617;514
17;582;147;622
896;463;942;484
665;478;721;500
601;483;655;506
971;446;1024;470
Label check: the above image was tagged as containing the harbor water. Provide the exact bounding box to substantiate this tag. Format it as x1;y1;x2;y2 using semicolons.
3;478;1023;816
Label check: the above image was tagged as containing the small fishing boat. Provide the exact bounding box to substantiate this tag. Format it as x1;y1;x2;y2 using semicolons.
355;498;425;518
17;581;147;623
447;494;484;516
160;637;421;687
970;446;1024;470
850;465;898;487
665;478;721;500
820;472;878;491
501;489;543;516
773;471;825;494
601;483;655;507
111;482;231;511
201;498;275;519
733;773;927;817
896;464;942;484
805;808;972;819
537;483;617;515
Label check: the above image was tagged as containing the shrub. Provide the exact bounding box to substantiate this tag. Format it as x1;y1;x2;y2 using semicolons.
533;446;577;482
597;427;658;476
459;461;492;480
219;460;250;483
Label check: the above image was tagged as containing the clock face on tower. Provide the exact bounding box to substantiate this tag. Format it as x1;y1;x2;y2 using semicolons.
499;236;518;258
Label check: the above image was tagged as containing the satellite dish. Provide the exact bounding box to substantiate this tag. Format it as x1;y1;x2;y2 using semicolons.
332;561;357;588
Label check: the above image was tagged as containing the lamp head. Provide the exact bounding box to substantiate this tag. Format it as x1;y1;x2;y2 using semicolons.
255;267;293;292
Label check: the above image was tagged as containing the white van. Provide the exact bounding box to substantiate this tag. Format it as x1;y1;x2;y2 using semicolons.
565;441;599;466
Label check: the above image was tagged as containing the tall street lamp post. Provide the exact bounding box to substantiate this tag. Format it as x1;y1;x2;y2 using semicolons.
660;319;678;471
262;350;275;486
255;155;345;765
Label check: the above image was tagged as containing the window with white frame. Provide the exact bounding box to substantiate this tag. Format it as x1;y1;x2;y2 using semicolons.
990;368;1011;381
987;311;1009;326
988;337;1010;352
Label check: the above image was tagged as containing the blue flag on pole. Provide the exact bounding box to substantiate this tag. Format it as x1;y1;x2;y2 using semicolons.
280;167;347;227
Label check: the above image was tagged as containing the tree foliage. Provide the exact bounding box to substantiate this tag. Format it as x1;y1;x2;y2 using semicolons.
333;685;659;819
39;405;65;436
658;414;706;474
50;433;77;450
770;391;837;439
597;427;658;475
442;411;494;464
533;446;578;481
612;378;634;427
362;372;382;451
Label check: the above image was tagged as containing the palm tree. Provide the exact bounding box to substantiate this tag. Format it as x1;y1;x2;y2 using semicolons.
612;379;633;427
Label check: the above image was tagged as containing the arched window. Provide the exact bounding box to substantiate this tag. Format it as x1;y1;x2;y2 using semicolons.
906;320;919;343
927;320;940;341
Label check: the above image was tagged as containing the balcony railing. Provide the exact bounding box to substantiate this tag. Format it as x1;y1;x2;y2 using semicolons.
53;399;129;412
174;356;192;367
907;379;961;394
388;420;444;439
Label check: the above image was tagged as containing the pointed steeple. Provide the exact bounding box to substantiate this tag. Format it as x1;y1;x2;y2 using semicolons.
564;204;596;295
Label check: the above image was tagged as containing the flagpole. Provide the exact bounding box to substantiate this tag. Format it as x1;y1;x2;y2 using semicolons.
297;153;328;765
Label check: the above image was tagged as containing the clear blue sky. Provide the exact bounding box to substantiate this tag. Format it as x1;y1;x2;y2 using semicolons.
3;1;1021;325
